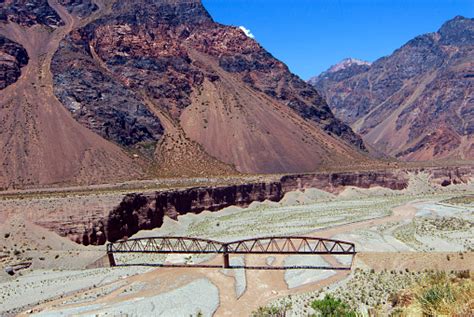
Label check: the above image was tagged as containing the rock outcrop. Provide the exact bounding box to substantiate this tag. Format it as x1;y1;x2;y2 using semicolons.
104;182;283;244
280;170;409;193
0;35;28;89
57;0;98;17
428;166;473;186
310;16;474;161
0;0;151;189
308;58;371;85
52;41;165;149
0;0;64;28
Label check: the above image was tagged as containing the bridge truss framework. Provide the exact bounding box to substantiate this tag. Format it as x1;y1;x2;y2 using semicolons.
106;236;356;270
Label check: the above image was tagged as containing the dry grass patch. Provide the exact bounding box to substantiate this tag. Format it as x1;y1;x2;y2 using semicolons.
391;271;473;316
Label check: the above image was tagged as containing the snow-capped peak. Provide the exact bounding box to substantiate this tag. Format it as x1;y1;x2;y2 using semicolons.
327;58;371;73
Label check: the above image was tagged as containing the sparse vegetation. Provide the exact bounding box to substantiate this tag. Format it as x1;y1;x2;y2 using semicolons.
442;195;474;206
392;271;473;316
251;303;292;317
269;269;428;315
267;270;473;316
394;215;473;251
310;295;356;317
1;174;471;315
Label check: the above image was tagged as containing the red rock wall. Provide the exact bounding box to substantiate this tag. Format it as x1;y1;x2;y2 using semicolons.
425;166;473;186
87;182;283;244
280;170;409;193
50;167;473;245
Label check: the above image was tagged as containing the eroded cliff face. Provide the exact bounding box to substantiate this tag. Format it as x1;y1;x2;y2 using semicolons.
428;166;473;186
75;167;472;245
104;182;283;244
24;167;471;245
280;170;410;193
69;182;282;245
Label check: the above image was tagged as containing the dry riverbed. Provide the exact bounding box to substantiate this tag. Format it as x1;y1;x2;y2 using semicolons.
0;172;472;316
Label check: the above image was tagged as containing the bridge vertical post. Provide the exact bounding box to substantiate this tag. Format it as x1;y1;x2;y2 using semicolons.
222;244;230;268
107;243;116;267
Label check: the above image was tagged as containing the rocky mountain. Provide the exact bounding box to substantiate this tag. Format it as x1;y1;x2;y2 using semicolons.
0;0;372;189
310;16;474;161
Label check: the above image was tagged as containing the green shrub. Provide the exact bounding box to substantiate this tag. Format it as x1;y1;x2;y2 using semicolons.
310;295;356;317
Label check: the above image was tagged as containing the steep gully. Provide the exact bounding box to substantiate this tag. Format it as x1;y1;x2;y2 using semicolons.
32;167;472;245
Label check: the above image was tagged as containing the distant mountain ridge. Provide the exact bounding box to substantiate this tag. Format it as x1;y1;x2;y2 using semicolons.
311;58;371;78
310;16;474;161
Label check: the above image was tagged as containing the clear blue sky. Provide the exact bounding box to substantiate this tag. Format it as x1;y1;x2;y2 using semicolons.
202;0;473;80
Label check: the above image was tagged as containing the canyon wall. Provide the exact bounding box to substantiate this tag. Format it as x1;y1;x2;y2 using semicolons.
104;182;283;244
280;170;409;193
427;166;473;186
25;167;472;245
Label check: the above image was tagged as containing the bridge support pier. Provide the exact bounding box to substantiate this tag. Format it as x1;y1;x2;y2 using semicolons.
107;244;116;267
223;244;230;268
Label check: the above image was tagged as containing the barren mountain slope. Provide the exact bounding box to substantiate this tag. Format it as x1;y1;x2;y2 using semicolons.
0;0;373;188
310;16;474;161
51;0;371;174
0;0;149;189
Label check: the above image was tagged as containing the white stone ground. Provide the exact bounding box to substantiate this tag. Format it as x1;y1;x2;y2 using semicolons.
0;267;150;313
32;278;220;317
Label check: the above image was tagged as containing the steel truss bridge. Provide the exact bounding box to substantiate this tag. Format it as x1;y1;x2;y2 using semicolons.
107;236;356;270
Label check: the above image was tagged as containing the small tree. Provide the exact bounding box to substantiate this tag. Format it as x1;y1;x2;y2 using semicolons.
311;294;356;317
